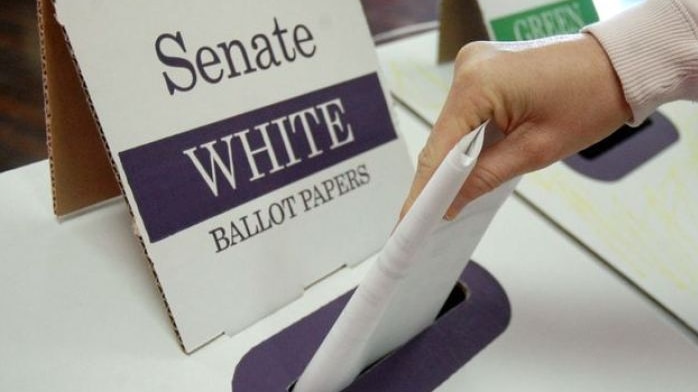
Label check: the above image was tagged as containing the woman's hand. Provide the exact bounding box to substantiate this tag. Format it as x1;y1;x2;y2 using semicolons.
400;34;632;219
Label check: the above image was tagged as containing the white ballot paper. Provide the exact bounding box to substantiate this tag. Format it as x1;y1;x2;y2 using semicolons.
295;123;518;392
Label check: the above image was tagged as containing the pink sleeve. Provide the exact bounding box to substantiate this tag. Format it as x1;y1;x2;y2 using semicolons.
583;0;698;125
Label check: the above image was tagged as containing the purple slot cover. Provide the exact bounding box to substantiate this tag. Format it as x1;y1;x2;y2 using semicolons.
232;261;511;391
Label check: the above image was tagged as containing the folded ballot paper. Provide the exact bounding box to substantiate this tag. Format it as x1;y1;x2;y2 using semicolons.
295;123;519;392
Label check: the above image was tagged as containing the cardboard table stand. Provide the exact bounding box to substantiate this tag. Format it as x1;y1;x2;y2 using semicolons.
39;0;418;354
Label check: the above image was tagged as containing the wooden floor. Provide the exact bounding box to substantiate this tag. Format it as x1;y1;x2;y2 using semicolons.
0;0;437;173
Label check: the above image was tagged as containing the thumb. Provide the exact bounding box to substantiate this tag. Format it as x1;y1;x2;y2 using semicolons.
399;97;491;220
443;123;552;219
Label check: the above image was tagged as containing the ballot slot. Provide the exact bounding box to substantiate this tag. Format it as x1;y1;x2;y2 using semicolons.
436;280;469;318
285;282;470;392
579;119;652;160
355;283;470;377
562;111;680;181
232;262;511;392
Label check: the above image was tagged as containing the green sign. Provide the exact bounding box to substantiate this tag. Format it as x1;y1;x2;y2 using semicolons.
491;0;599;41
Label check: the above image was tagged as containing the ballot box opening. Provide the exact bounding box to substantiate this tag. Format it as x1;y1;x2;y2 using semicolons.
562;111;679;181
579;118;652;160
285;282;469;392
233;262;512;392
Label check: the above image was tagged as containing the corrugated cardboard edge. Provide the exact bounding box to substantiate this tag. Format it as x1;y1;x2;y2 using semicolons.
37;0;120;216
37;0;191;354
438;0;489;63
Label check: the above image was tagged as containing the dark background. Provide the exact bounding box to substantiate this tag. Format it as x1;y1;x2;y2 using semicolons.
0;0;438;173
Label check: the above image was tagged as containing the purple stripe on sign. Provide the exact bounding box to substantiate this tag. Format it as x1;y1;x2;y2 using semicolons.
119;73;397;243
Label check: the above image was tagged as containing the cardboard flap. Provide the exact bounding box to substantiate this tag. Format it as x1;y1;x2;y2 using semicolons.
437;0;489;63
38;0;120;216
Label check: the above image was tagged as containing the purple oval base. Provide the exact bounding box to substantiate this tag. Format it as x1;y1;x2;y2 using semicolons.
563;111;679;182
232;261;511;391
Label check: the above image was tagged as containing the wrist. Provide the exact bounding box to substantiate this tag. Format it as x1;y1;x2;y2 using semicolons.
584;0;698;125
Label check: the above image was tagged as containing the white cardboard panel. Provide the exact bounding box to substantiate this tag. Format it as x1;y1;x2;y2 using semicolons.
54;0;414;352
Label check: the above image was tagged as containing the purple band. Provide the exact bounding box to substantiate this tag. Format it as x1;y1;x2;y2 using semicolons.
119;73;396;242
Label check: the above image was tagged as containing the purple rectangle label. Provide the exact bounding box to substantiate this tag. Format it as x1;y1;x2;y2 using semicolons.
119;73;397;243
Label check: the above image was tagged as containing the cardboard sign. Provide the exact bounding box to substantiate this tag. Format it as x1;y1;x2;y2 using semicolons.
487;0;598;40
47;0;413;353
438;0;598;62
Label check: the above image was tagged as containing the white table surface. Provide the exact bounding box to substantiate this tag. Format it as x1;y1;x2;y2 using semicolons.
1;105;697;391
